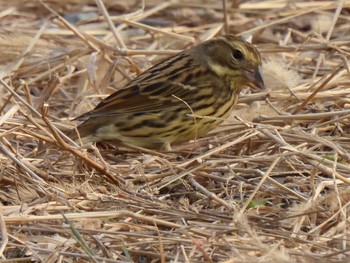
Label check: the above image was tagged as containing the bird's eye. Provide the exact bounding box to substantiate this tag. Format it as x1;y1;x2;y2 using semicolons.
232;49;244;60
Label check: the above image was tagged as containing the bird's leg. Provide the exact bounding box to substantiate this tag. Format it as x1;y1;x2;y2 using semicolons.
163;142;172;152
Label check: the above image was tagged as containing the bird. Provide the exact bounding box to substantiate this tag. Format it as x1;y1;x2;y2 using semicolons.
70;35;264;150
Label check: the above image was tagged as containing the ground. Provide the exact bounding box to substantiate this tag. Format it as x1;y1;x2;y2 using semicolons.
1;0;350;262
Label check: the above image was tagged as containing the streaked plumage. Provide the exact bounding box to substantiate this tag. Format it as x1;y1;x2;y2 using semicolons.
70;35;264;150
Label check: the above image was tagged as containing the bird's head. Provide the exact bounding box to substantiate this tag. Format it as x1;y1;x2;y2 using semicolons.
200;35;264;91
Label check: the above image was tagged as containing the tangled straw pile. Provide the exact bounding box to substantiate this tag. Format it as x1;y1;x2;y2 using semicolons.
1;0;350;262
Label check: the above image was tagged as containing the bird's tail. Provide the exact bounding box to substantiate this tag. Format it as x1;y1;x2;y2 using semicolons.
66;119;98;144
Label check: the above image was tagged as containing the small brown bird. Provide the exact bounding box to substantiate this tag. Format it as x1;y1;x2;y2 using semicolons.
71;35;264;150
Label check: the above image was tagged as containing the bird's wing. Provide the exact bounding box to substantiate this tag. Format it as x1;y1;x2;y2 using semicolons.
76;66;212;120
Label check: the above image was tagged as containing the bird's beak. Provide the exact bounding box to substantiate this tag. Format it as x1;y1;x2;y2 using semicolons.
244;67;264;90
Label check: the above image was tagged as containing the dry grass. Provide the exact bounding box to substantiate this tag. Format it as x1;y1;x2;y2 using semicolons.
1;0;350;262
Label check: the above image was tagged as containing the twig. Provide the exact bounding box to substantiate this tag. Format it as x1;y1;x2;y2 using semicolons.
0;205;8;259
187;174;234;210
